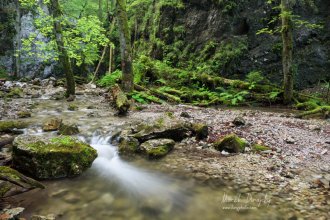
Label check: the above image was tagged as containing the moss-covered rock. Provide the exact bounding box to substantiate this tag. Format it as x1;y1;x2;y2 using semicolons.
252;144;271;152
132;115;191;142
296;101;319;111
118;136;140;156
68;104;78;111
17;111;32;118
213;134;248;153
6;87;23;98
0;120;28;132
111;84;130;115
232;116;246;126
58;123;79;135
140;139;175;159
192;123;209;140
42;118;62;132
0;166;44;198
12;135;97;179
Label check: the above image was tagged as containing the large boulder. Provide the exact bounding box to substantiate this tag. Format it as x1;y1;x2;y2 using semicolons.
132;115;191;142
12;135;97;179
213;134;248;153
0;166;44;198
140;139;175;159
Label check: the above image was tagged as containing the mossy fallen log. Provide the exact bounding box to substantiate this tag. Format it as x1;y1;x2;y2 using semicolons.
296;106;330;119
134;84;181;103
111;84;130;115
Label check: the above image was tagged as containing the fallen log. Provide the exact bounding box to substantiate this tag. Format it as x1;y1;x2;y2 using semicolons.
296;106;330;119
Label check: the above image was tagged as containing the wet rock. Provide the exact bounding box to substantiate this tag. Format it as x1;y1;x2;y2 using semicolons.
140;139;175;159
6;87;23;98
232;116;246;126
0;166;44;198
42;118;62;132
213;134;248;153
192;123;209;140
50;91;65;100
0;121;28;132
180;111;191;118
67;103;78;111
17;111;31;118
58;123;79;135
12;135;97;179
118;136;140;156
285;136;295;144
30;214;56;220
0;207;24;220
132;115;191;142
31;78;41;86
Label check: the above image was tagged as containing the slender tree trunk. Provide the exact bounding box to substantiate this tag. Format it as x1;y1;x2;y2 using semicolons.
14;0;21;78
116;0;133;92
281;0;294;104
49;0;75;96
98;0;103;21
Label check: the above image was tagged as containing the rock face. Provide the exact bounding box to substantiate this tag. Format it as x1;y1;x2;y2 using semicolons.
140;139;175;159
213;134;248;153
12;135;97;179
132;116;191;142
0;166;44;198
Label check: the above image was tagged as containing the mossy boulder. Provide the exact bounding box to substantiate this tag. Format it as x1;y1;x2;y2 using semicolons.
6;87;23;98
213;134;248;153
0;166;44;198
17;111;31;118
58;123;79;135
192;123;209;140
42;118;62;132
0;121;28;132
132;115;191;142
252;144;271;152
12;135;97;179
140;139;175;159
118;136;140;156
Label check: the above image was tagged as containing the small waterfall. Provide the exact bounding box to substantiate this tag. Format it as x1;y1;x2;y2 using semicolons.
87;132;179;200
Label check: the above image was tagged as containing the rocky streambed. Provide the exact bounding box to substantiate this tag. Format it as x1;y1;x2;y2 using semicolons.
0;80;329;220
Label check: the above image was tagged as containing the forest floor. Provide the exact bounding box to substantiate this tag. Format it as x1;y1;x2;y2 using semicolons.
0;81;329;219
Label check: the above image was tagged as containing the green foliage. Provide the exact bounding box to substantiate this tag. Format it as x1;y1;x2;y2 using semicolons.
219;90;249;106
97;70;122;87
246;71;265;89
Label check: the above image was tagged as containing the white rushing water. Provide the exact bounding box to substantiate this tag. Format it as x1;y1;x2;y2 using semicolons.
81;132;180;201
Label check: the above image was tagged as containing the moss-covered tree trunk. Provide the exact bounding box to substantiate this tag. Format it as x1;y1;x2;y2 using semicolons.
281;0;294;104
49;0;75;97
116;0;134;92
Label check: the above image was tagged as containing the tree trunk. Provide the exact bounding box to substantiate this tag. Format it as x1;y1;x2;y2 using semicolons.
281;0;294;105
49;0;75;97
116;0;134;92
98;0;103;21
14;0;21;78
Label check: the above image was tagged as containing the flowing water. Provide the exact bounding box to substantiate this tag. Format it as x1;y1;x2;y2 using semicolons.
8;97;288;220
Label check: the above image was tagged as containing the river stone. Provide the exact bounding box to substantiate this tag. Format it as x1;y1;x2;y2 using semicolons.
233;116;246;126
12;135;97;179
192;123;209;140
0;166;44;198
140;139;175;159
132;116;191;142
118;136;140;156
58;123;79;135
0;207;25;220
213;134;248;153
42;118;62;132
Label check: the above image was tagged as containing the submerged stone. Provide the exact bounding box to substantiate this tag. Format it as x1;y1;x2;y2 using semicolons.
140;139;175;159
12;135;97;179
0;166;44;198
213;134;248;153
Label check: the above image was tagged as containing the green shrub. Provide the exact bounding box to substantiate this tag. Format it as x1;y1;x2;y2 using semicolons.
97;70;122;87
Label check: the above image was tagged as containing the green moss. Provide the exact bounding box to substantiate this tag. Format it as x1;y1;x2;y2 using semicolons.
6;87;23;98
147;145;168;157
252;144;270;152
296;101;319;111
68;103;78;111
213;134;247;153
192;123;209;140
0;120;28;132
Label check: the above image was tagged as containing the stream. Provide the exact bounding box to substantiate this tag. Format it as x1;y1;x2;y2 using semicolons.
4;94;327;220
